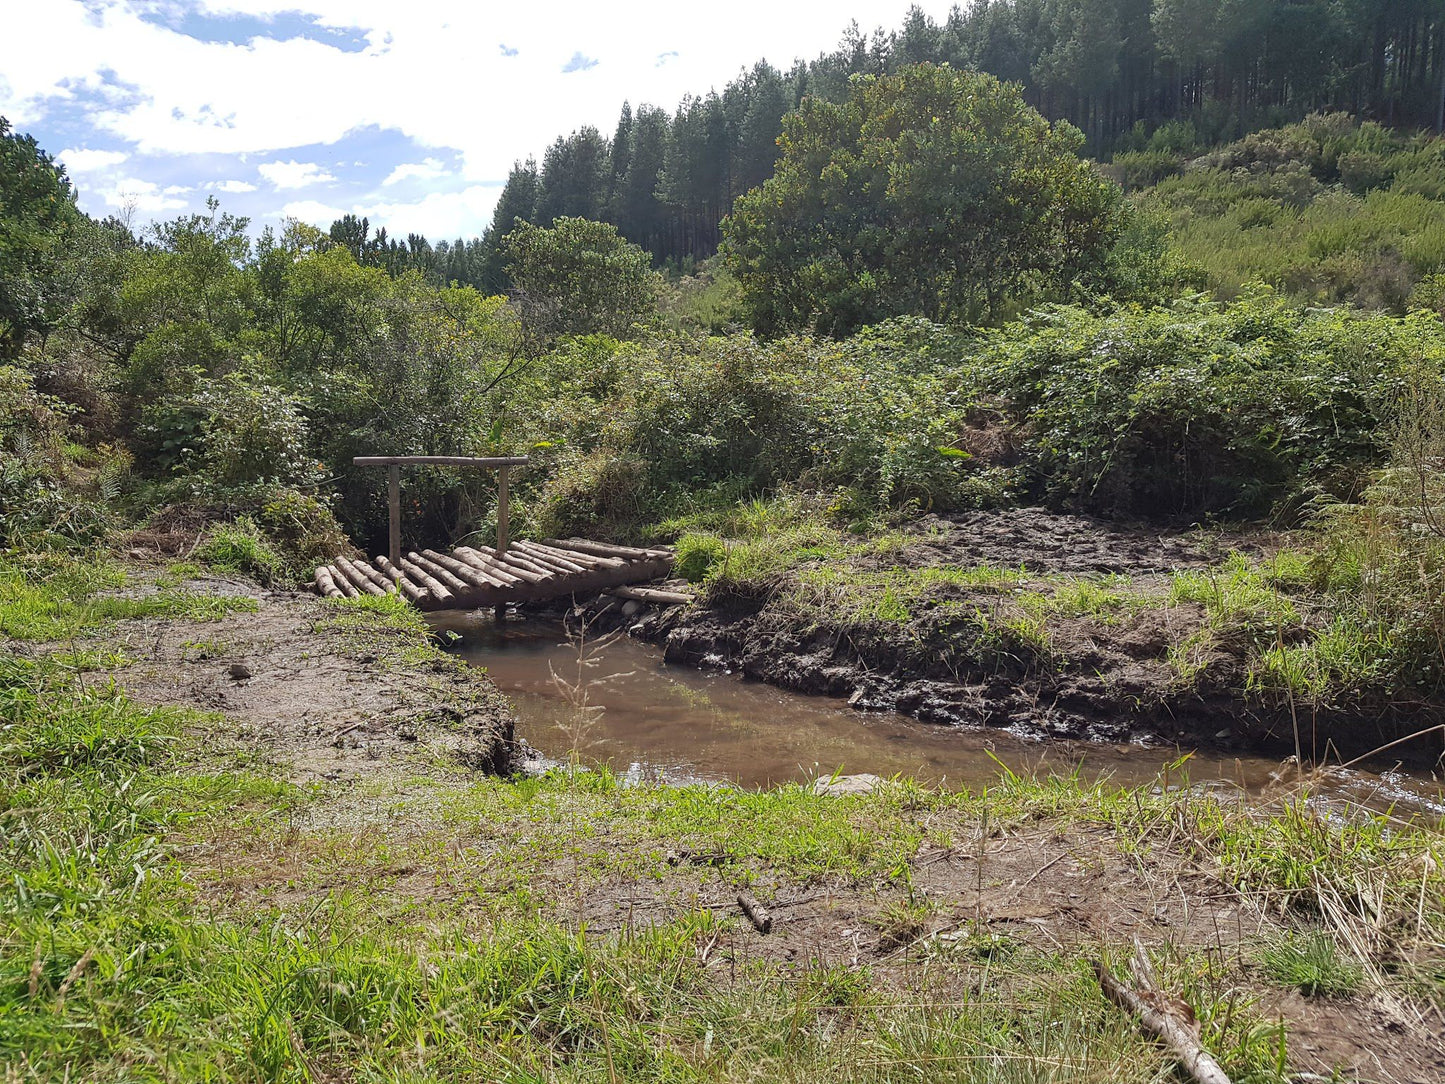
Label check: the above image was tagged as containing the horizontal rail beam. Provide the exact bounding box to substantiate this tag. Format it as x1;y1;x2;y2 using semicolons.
353;456;529;468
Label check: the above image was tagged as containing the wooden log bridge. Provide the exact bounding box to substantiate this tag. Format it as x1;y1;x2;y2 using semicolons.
314;456;675;611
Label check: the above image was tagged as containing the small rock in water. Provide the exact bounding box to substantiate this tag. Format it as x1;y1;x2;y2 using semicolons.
813;773;883;796
228;662;252;681
621;600;642;617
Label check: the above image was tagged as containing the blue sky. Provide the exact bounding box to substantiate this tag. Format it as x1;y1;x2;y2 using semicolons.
3;0;955;240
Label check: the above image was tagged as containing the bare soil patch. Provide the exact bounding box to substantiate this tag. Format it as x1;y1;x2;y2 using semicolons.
105;577;514;783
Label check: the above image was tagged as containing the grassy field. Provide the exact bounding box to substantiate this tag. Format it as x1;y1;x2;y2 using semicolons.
2;554;1443;1080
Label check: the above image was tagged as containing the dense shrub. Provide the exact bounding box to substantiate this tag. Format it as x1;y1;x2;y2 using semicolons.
0;364;118;547
1149;115;1445;308
979;293;1445;518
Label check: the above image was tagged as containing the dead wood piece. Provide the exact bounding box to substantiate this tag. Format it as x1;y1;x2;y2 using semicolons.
737;891;773;934
334;556;388;597
407;551;471;594
314;566;345;599
666;848;732;868
1092;950;1232;1084
608;585;693;606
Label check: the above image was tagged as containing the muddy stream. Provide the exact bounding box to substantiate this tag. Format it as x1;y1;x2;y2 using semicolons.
439;615;1445;815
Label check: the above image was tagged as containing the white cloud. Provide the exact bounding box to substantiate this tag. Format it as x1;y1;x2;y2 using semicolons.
275;184;506;237
258;159;336;188
7;0;958;233
382;157;446;186
214;179;257;192
163;183;192;194
279;198;346;224
57;147;128;173
100;177;188;213
359;184;507;237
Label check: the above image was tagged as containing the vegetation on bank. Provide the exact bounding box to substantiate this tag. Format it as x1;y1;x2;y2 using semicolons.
2;554;1441;1079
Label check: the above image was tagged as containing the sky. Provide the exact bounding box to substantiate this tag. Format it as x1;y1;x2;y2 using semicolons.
3;0;957;241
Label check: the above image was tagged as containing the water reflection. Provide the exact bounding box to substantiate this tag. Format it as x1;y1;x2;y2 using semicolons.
437;614;1445;816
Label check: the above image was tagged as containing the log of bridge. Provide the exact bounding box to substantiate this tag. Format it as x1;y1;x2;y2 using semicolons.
510;544;587;575
340;556;395;594
400;557;456;605
334;556;389;597
314;565;345;599
500;549;554;577
516;540;625;569
375;555;431;605
407;551;471;595
324;564;360;598
406;548;675;609
422;549;512;589
457;546;543;584
547;538;672;561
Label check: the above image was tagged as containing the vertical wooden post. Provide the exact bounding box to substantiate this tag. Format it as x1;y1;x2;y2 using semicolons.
495;465;510;557
387;463;401;566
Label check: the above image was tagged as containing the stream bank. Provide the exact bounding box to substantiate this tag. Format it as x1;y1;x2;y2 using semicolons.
553;509;1445;766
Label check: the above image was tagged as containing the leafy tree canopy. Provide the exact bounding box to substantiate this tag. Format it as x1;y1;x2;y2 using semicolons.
503;217;660;343
721;65;1125;336
0;116;79;357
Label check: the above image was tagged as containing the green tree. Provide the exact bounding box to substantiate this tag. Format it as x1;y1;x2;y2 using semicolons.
722;65;1125;336
0;116;80;356
503;217;659;342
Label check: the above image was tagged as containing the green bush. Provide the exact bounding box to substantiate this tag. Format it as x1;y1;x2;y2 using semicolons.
195;517;283;583
979;293;1445;517
674;534;726;583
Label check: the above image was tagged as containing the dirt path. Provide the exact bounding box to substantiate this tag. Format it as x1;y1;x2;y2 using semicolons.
104;575;514;782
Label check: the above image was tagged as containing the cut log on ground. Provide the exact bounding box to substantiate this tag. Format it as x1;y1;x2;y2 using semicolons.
608;585;694;606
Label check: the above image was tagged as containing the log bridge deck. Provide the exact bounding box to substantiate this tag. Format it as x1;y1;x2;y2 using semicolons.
313;455;676;612
314;537;675;611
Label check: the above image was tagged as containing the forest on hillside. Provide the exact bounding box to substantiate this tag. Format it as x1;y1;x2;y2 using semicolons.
322;0;1445;283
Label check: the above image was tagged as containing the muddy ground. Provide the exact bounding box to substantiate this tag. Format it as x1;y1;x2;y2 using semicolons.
188;767;1445;1084
96;573;514;782
568;508;1442;763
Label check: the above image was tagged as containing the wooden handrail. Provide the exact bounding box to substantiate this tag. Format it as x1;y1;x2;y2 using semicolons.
353;455;530;566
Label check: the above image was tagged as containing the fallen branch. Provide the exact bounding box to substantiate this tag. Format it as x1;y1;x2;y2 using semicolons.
1092;946;1232;1084
737;891;773;934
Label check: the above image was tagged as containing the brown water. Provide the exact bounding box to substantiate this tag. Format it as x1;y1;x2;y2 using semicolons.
440;614;1445;813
